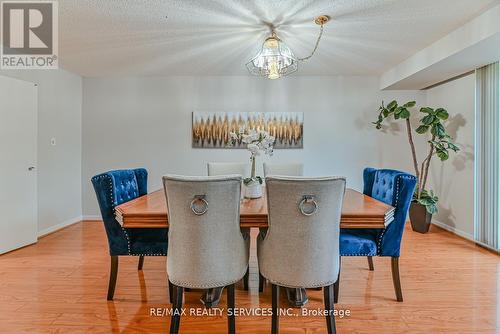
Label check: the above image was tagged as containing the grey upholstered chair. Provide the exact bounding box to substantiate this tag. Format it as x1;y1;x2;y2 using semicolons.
261;162;305;299
207;162;252;292
207;162;250;178
163;175;249;334
258;176;345;334
263;162;303;177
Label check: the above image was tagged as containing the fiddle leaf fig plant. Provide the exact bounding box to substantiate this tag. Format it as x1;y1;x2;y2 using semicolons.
373;100;460;214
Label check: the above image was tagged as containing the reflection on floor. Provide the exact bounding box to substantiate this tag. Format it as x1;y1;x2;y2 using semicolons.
0;221;498;333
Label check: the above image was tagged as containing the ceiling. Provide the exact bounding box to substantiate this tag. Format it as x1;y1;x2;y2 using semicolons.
58;0;499;77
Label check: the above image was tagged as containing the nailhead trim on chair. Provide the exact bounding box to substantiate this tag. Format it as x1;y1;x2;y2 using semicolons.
132;254;166;256
104;174;133;253
170;267;247;289
92;173;167;257
375;174;416;255
262;274;338;289
341;174;407;257
341;172;416;286
375;175;400;255
341;253;376;256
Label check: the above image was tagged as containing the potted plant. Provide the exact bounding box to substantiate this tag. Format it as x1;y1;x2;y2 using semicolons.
230;129;274;198
373;100;460;233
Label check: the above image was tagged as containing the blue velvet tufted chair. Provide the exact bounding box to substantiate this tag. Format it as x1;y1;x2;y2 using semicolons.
91;168;168;300
338;168;416;302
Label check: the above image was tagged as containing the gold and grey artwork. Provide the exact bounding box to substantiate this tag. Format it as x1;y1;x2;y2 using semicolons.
192;112;303;149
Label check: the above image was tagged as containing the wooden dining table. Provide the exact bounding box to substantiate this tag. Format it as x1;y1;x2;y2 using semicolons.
115;188;395;229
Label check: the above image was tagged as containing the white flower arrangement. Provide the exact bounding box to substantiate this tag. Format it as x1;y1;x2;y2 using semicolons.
229;129;275;185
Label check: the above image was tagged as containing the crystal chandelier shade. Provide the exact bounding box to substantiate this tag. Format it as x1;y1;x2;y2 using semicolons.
245;15;330;80
245;35;298;80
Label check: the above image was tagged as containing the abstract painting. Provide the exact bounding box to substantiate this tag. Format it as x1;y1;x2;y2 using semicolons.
192;112;303;149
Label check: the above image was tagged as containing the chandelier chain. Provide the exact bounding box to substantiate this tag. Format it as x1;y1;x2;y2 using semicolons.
298;24;324;62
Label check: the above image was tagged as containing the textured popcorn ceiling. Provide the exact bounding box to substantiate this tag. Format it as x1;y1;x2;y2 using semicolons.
58;0;499;77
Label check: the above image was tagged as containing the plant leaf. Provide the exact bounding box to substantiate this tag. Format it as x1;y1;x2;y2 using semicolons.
436;123;446;137
437;150;449;161
426;204;438;215
431;125;437;136
403;101;416;108
416;125;429;134
387;100;397;110
436;108;449;120
422;114;435;125
432;142;444;150
431;123;446;137
420;107;434;114
400;108;411;119
448;142;460;152
417;198;433;206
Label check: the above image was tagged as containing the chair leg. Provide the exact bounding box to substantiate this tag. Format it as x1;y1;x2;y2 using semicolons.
271;284;279;334
333;256;341;303
227;284;235;334
367;256;374;271
243;267;249;291
107;256;118;301
323;284;337;334
259;271;265;293
168;279;173;304
138;255;144;270
169;284;184;334
333;280;339;304
391;257;403;302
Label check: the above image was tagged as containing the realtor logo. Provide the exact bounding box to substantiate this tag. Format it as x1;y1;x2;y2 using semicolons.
1;1;58;69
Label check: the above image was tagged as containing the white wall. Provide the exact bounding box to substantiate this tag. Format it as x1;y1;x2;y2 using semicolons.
0;69;470;237
82;75;425;216
0;69;83;235
425;74;476;238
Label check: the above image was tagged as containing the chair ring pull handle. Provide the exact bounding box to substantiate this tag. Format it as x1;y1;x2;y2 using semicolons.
299;195;318;216
190;195;208;216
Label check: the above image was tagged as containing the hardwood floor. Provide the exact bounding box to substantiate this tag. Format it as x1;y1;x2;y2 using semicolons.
0;221;498;333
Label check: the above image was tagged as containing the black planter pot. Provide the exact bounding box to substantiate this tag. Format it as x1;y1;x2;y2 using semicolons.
409;202;432;233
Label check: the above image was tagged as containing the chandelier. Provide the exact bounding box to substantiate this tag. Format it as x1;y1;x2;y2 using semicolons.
246;15;330;80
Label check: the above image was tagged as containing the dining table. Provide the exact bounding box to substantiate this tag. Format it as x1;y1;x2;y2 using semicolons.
115;188;395;229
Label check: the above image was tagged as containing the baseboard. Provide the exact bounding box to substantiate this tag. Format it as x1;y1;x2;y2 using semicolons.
431;220;474;241
82;215;102;221
38;215;83;238
431;220;500;253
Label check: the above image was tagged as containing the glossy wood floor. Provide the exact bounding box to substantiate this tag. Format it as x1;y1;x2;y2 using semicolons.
0;221;498;333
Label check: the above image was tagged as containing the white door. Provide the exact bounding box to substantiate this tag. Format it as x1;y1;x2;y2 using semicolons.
0;76;37;254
